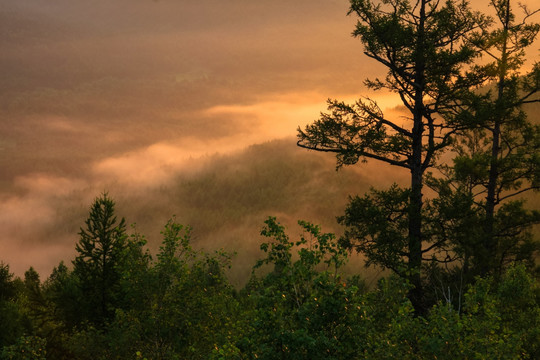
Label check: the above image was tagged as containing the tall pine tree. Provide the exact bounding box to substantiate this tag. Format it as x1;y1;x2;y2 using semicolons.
298;0;486;311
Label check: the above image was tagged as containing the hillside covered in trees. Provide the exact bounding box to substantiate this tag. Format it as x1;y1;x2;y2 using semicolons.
1;0;540;358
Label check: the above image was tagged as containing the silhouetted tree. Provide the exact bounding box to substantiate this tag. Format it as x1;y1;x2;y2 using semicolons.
73;193;127;326
298;0;486;311
431;0;540;277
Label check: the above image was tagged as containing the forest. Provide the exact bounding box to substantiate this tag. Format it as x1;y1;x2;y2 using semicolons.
1;0;540;358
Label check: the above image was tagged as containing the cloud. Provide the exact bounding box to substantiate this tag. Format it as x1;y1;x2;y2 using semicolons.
0;174;86;275
88;90;347;190
0;85;412;279
91;142;206;189
204;92;328;138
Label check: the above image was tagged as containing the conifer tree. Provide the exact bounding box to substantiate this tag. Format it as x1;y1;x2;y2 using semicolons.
437;0;540;276
298;0;486;311
73;193;127;325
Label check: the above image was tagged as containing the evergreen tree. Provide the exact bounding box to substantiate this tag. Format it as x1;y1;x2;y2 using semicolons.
73;193;127;326
433;0;540;277
298;0;486;311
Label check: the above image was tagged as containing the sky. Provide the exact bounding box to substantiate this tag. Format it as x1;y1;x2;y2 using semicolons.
1;0;539;279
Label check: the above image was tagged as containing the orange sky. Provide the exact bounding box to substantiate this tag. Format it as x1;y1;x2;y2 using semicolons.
0;0;539;276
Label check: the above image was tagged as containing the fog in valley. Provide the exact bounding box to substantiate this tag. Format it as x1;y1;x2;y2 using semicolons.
1;0;538;281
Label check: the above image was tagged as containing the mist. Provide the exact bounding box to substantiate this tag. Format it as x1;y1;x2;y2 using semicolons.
0;0;369;277
1;0;538;280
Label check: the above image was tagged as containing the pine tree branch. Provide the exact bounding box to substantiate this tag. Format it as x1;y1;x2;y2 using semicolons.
296;140;412;169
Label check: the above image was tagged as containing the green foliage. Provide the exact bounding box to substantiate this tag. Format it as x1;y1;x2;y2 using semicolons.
43;261;81;331
0;264;27;352
235;219;539;359
416;265;540;359
0;263;16;302
242;217;366;359
2;212;540;359
93;218;241;360
1;336;46;360
354;276;420;359
493;265;540;357
338;185;410;275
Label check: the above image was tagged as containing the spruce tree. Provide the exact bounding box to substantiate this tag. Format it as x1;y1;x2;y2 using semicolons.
73;193;127;326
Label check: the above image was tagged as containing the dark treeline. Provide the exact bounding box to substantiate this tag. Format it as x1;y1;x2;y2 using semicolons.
2;0;540;358
0;193;539;359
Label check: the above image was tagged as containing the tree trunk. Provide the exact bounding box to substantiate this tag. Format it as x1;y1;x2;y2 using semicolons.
482;0;510;276
409;161;424;312
408;0;427;314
